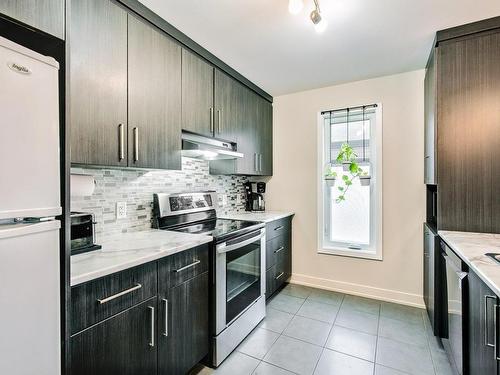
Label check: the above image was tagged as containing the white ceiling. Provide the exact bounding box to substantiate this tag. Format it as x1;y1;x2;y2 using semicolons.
138;0;500;96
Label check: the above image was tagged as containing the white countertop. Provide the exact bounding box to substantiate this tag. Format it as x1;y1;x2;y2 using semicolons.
71;229;212;286
439;230;500;296
220;211;294;223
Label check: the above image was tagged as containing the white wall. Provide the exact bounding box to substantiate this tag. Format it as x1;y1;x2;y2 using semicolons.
267;70;426;307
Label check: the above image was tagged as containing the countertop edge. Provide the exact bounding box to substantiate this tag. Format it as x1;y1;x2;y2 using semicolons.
220;211;295;223
70;236;213;287
439;231;500;296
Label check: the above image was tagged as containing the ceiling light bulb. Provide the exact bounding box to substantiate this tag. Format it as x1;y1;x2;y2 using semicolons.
314;18;328;33
310;6;327;33
288;0;304;15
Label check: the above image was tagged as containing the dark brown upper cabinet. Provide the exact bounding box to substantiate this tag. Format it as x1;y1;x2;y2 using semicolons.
256;95;273;176
0;0;64;39
181;49;215;137
128;15;182;170
214;69;245;142
436;29;500;232
69;0;128;167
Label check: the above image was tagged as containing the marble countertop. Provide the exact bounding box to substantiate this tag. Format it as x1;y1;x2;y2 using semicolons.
71;229;212;286
439;230;500;296
220;211;294;223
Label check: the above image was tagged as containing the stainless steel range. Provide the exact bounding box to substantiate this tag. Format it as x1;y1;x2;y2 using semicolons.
153;191;266;367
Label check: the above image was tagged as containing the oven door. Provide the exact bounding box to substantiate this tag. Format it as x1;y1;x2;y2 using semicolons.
215;228;265;335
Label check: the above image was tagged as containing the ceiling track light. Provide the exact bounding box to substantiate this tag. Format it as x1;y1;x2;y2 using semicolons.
288;0;327;33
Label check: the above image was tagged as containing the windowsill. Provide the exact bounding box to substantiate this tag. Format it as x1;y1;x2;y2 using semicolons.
318;247;383;261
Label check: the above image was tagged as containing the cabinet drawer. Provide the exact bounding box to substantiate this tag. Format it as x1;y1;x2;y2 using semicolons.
71;262;157;334
266;217;291;241
158;244;209;289
266;234;290;270
266;265;277;298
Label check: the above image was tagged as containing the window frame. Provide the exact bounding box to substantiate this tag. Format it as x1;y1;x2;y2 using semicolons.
316;103;383;260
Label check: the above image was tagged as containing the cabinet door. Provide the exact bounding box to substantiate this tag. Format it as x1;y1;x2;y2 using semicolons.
128;15;182;170
437;32;500;232
257;96;273;176
182;49;214;137
0;0;64;39
159;272;209;375
71;297;158;375
214;69;245;142
468;271;497;375
69;0;128;166
424;49;436;184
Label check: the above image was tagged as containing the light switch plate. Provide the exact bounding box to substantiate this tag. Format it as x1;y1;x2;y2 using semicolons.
116;202;127;219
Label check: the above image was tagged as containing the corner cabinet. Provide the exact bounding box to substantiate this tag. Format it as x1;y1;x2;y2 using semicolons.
70;244;210;375
0;0;64;39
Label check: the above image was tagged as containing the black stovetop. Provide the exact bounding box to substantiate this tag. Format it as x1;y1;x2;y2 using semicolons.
167;218;263;242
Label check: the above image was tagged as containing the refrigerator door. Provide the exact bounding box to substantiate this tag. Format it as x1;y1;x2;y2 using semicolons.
0;220;61;375
0;36;61;220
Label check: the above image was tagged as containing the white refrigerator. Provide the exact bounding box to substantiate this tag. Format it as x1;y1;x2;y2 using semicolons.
0;36;61;375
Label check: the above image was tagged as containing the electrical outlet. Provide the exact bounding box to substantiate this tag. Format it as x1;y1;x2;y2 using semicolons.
116;202;127;219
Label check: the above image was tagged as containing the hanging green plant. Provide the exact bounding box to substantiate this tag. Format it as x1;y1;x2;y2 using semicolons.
333;143;371;203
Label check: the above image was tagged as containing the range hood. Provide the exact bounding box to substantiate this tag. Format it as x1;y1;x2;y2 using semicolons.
181;132;243;160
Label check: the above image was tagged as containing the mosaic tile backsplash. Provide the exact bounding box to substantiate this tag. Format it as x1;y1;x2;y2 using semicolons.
71;158;248;242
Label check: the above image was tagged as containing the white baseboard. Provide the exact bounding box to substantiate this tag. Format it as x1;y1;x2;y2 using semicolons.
290;273;425;308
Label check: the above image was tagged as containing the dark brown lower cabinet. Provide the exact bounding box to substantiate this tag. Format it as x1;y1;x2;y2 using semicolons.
468;271;498;375
70;297;158;375
265;217;293;300
158;272;209;375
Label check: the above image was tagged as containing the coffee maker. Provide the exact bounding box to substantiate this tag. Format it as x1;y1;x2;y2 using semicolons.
244;181;266;211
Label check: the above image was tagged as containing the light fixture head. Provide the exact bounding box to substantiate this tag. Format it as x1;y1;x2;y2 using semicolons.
310;0;327;33
288;0;304;15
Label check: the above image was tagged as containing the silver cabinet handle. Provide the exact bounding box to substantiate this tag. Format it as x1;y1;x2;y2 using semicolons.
254;153;258;172
274;246;284;254
259;154;263;172
210;107;214;133
133;127;139;162
274;225;284;232
275;272;284;280
162;298;168;337
96;283;142;304
485;295;496;347
174;260;201;273
217;109;222;134
495;304;500;361
118;124;124;161
148;306;155;347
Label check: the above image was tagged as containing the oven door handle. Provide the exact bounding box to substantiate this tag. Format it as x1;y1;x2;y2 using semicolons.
217;231;265;254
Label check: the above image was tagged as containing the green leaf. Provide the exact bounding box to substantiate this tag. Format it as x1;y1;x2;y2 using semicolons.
349;163;359;173
338;186;344;191
345;180;352;186
342;175;349;181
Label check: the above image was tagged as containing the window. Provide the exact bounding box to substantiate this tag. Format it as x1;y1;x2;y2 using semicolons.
317;104;382;260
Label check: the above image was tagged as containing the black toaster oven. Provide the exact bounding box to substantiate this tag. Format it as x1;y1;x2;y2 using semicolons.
71;212;101;255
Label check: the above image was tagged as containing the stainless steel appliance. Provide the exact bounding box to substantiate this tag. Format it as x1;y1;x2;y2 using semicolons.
181;131;244;160
442;241;467;375
153;192;266;367
0;36;61;375
245;181;266;212
70;212;101;255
